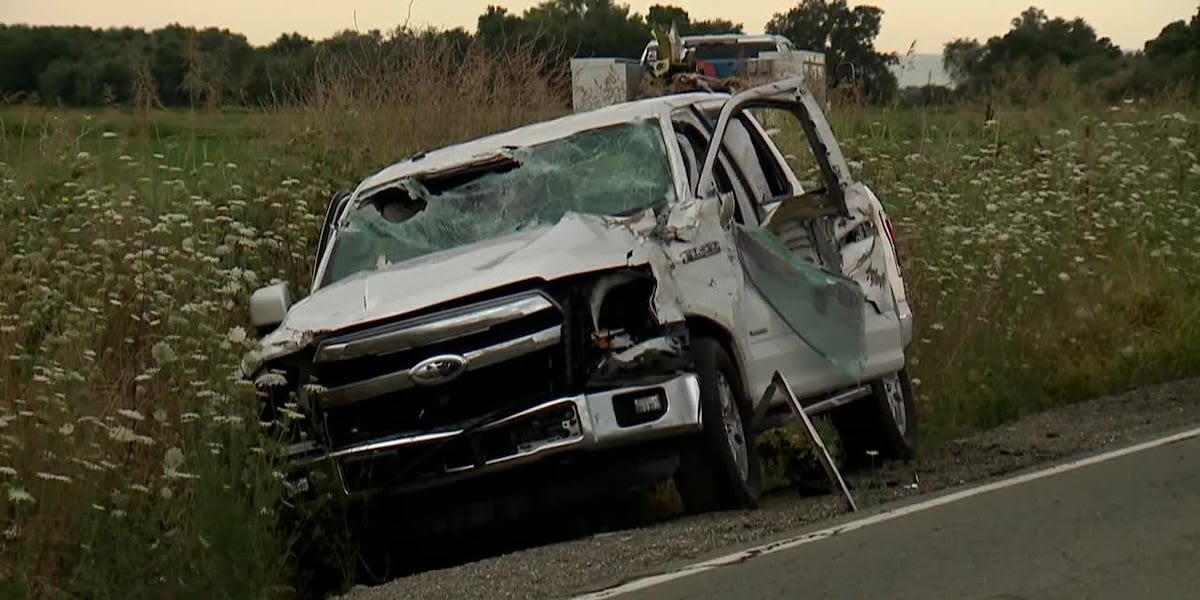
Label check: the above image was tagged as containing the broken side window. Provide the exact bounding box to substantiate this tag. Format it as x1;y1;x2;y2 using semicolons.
746;107;824;197
322;120;676;285
735;224;866;381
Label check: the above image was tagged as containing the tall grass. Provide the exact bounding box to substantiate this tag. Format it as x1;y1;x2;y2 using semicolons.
0;36;565;599
291;35;566;183
0;38;1197;597
828;102;1200;441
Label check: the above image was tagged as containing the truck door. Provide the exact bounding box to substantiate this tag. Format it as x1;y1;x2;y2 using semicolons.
696;77;905;401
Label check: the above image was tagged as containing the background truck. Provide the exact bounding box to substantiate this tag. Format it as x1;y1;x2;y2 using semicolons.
572;33;827;112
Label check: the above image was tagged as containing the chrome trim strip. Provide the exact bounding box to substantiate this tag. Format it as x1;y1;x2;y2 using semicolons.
315;292;556;363
461;325;561;371
329;429;462;460
443;435;584;474
477;398;579;432
803;385;871;416
319;325;562;408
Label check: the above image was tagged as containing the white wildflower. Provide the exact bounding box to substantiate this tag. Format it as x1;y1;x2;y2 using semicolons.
151;341;176;365
164;447;185;472
153;409;168;423
58;423;74;436
7;487;34;504
76;151;91;161
117;409;145;421
1057;272;1071;282
0;467;16;477
101;131;118;139
1167;137;1185;148
3;523;18;540
255;371;288;388
227;326;247;345
108;425;154;445
35;472;72;483
160;487;174;501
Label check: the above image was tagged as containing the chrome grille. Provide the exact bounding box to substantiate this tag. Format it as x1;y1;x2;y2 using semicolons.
312;291;566;450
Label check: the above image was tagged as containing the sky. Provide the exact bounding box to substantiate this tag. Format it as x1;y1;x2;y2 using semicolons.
2;0;1196;54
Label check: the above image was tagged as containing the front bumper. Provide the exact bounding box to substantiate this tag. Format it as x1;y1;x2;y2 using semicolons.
286;373;702;496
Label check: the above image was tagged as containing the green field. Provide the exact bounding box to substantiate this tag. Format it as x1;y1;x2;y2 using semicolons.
1;94;1198;597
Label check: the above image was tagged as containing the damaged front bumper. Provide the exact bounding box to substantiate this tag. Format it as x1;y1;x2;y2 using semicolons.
283;373;701;497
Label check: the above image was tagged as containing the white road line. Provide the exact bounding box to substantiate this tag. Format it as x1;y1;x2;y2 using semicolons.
571;426;1200;600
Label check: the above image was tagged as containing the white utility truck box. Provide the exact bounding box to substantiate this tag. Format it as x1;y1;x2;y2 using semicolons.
571;58;646;112
745;50;828;108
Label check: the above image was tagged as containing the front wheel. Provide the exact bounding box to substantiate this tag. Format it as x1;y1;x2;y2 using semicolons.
832;369;918;468
673;338;762;513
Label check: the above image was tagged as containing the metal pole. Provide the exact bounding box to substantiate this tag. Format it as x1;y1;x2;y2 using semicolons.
759;371;857;512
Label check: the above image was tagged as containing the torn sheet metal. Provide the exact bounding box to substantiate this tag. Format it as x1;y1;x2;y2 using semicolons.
838;186;895;315
595;336;685;379
734;224;866;380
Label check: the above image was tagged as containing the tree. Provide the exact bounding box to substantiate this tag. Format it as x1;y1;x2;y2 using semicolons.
646;5;743;35
766;0;898;102
943;6;1123;95
647;5;690;30
943;38;983;86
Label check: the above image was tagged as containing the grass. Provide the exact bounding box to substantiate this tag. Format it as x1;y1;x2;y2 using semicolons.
0;66;1198;597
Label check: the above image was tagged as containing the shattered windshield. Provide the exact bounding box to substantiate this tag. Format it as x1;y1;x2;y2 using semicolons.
321;120;675;286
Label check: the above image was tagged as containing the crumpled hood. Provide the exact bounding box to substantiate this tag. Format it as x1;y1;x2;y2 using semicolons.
253;212;661;363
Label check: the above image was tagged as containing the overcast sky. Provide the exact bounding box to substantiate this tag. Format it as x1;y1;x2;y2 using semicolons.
2;0;1196;53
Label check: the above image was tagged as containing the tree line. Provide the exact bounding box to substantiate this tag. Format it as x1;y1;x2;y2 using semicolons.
1;1;1197;109
0;0;902;107
939;5;1200;103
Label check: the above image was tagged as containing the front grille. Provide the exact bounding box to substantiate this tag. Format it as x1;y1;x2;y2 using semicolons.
322;347;559;447
311;291;567;451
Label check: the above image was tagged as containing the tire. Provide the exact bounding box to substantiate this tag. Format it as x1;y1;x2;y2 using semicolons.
673;338;762;513
832;369;918;469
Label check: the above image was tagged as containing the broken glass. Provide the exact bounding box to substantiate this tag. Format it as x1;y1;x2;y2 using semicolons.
734;224;866;380
323;120;676;285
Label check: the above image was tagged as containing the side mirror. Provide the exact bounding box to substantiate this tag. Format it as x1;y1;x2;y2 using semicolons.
250;282;293;338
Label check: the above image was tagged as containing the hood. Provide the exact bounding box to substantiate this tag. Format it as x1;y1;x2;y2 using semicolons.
259;212;661;357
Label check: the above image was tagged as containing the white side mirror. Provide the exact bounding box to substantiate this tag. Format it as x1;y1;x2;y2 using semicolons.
250;283;293;336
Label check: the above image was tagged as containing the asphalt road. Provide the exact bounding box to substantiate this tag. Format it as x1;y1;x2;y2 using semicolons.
610;431;1200;600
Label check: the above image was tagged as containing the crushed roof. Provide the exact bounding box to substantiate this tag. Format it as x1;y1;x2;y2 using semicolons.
356;92;728;194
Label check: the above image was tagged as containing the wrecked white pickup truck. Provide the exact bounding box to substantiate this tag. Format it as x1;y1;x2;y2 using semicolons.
245;77;916;520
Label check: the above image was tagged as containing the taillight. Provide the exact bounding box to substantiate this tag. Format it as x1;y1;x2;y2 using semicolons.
883;215;899;260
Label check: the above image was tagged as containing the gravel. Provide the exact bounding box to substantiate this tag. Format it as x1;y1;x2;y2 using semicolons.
341;378;1200;600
